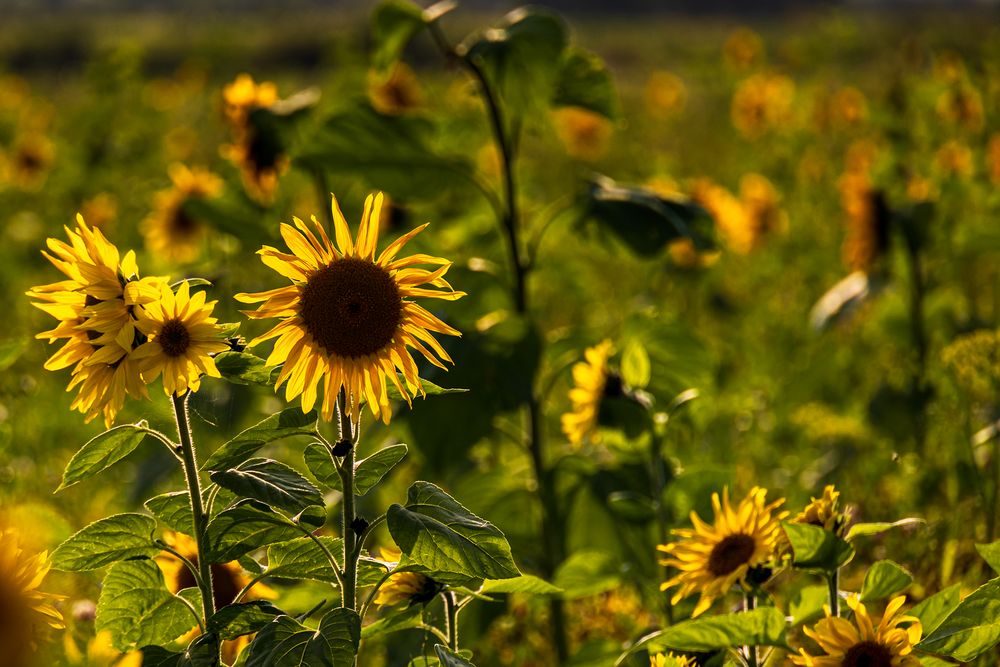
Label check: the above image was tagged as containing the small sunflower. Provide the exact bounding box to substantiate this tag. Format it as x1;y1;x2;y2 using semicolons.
651;653;696;667
0;529;64;667
731;73;795;139
221;73;287;202
658;487;787;617
2;133;54;191
372;547;441;608
133;281;228;396
553;106;612;161
791;595;922;667
561;339;614;447
644;71;687;119
236;193;464;424
839;172;890;273
794;485;844;533
368;63;424;115
142;164;223;264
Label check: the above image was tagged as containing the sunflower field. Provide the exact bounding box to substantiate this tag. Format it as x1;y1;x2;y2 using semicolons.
4;2;1000;666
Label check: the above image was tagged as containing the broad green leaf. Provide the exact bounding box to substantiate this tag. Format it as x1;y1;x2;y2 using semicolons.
371;0;426;74
303;442;341;491
214;351;277;386
917;577;1000;662
911;584;962;637
96;559;198;651
361;605;422;639
552;47;619;120
208;601;284;640
624;608;788;658
58;422;149;491
434;645;476;666
789;585;829;626
355;444;408;495
845;517;924;541
246;609;361;667
620;340;651;389
783;522;854;571
145;491;194;535
140;633;220;667
553;550;620;599
583;175;715;258
266;536;343;583
976;540;1000;574
51;513;159;571
210;458;323;513
606;491;656;524
481;575;562;595
860;560;913;602
385;379;468;402
205;500;302;563
0;337;28;371
387;481;520;580
202;408;318;471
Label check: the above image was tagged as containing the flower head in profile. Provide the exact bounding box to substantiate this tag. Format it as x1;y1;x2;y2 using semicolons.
1;133;54;191
794;485;846;534
723;27;764;70
731;72;795;139
142;164;224;264
27;216;164;426
791;595;921;667
553;106;612;161
0;528;64;667
221;73;287;202
645;70;687;119
368;63;424;115
237;193;464;424
839;171;890;273
561;340;614;447
658;487;787;617
372;547;441;608
650;653;696;667
133;281;228;396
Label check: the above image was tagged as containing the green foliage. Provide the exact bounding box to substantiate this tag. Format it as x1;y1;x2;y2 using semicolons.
552;47;619;120
140;634;221;667
214;351;278;386
245;610;361;667
210;458;323;513
434;645;477;666
202;408;319;471
623;608;788;658
204;500;303;563
975;540;1000;574
266;536;343;582
788;585;829;626
783;522;854;571
57;422;150;492
480;574;561;595
208;601;284;640
844;518;924;541
51;513;159;571
145;491;195;535
910;584;963;636
918;577;1000;661
370;0;428;74
859;560;913;601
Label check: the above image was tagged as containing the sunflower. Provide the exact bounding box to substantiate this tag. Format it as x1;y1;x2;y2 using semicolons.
839;172;890;273
0;529;64;667
731;73;795;139
132;281;228;396
689;178;753;255
221;73;287;202
236;193;464;424
791;595;922;667
368;63;424;115
723;27;764;71
552;106;612;161
28;216;163;426
65;630;141;667
2;133;54;191
658;487;787;617
794;485;844;533
372;547;441;608
142;164;224;264
644;70;687;119
651;653;696;667
561;339;614;447
739;173;785;250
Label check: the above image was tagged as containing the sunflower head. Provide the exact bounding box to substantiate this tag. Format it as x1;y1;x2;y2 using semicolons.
0;529;64;667
650;653;696;667
794;485;846;535
644;70;687;118
369;63;424;115
791;595;922;667
372;547;441;608
142;164;224;264
552;106;612;161
658;487;787;617
723;27;764;71
236;193;464;424
731;73;795;139
839;173;890;273
561;340;614;447
221;73;287;202
3;133;54;191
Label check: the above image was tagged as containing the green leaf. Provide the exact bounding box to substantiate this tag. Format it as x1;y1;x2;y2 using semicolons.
202;408;318;472
860;560;913;602
0;337;28;371
789;585;829;626
917;577;1000;662
481;575;562;595
552;47;619;120
620;340;650;390
553;550;620;599
976;540;1000;574
266;536;343;583
911;584;962;637
246;609;361;667
96;559;198;651
783;522;854;571
626;608;788;656
583;175;715;258
214;351;278;386
387;481;520;580
205;500;302;563
606;491;656;524
58;422;149;491
208;601;284;640
51;513;159;571
371;0;426;74
434;645;476;666
355;445;408;495
385;379;468;402
145;492;194;535
210;458;323;513
845;518;924;541
140;634;220;667
303;442;341;491
361;605;422;639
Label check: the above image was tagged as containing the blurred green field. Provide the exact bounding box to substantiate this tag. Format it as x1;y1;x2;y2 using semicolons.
3;4;1000;666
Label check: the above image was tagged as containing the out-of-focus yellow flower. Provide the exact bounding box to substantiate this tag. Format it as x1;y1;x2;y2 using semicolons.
561;340;614;447
553;106;612;161
369;63;424;115
936;82;984;132
141;163;224;264
1;134;54;191
988;134;1000;187
791;596;922;666
906;174;937;202
690;178;754;254
644;70;687;118
814;86;868;131
839;171;889;273
372;547;440;608
647;177;718;268
933;50;966;83
484;597;555;666
935;140;974;179
650;654;695;667
844;139;881;176
78;193;118;231
164;125;199;162
65;630;141;667
793;485;844;533
731;72;795;139
0;75;30;111
723;27;764;71
740;172;786;247
570;588;656;648
221;73;287;202
0;528;64;667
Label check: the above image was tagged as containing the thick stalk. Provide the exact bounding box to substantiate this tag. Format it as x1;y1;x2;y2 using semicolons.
337;387;359;611
744;592;758;667
442;591;459;652
828;569;840;617
171;393;216;625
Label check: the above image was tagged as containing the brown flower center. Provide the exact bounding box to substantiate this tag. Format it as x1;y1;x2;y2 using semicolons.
175;558;242;610
707;534;757;577
170;203;199;236
159;319;191;357
299;257;402;359
842;640;894;667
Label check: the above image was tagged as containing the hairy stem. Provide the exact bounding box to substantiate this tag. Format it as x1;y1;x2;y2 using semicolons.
443;590;460;653
337;387;359;611
828;568;840;617
744;591;758;667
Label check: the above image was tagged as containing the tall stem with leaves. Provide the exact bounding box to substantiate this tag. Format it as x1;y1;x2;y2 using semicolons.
337;387;360;611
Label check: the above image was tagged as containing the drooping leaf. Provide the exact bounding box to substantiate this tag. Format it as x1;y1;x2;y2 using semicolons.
202;408;318;472
860;560;913;602
205;500;302;563
371;0;427;74
58;422;150;491
387;481;520;580
303;442;341;491
910;584;962;637
783;522;854;572
145;491;195;535
434;645;477;666
214;351;278;386
96;559;199;651
481;575;562;595
917;577;1000;662
210;458;323;513
208;601;284;640
623;608;788;657
976;540;1000;575
266;536;343;583
552;47;619;120
139;633;221;667
355;444;409;495
51;513;159;571
845;518;924;541
385;379;468;402
245;609;361;667
361;605;423;639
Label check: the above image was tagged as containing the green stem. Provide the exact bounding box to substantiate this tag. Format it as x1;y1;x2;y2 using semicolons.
337;387;359;611
744;591;758;667
442;590;459;652
650;431;674;625
828;569;840;617
171;393;217;628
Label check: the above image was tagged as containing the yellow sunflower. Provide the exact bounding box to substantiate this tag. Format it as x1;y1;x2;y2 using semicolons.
553;106;612;161
839;172;889;273
236;193;464;424
221;73;287;202
142;164;224;264
368;63;424;115
561;340;614;447
731;73;795;139
794;485;843;533
372;547;440;608
28;216;163;426
65;630;141;667
658;487;787;617
0;529;64;667
792;595;922;667
2;133;54;191
651;653;696;667
132;281;228;396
